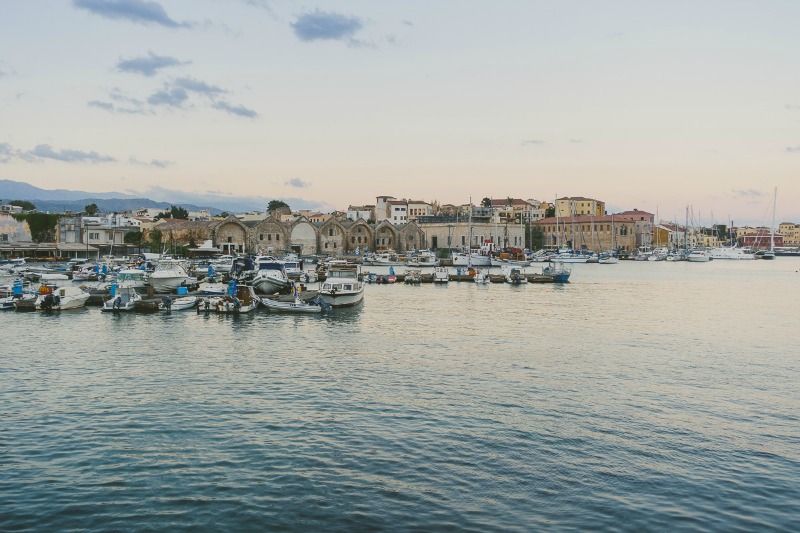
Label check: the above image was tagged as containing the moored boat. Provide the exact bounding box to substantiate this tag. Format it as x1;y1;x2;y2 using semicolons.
102;285;141;312
541;261;571;283
319;263;365;307
260;295;331;313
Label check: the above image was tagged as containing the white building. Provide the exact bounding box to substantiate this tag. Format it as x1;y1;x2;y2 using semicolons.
347;205;374;222
388;200;408;223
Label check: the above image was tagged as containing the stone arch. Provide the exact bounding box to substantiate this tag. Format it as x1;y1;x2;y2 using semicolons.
212;216;249;254
374;221;399;251
319;218;347;255
345;219;374;253
250;216;289;254
289;217;319;256
398;222;425;251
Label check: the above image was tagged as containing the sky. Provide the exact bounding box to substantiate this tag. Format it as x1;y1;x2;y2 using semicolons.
1;0;799;225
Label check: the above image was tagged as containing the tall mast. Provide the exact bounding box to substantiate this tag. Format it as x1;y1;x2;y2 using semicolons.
771;187;777;252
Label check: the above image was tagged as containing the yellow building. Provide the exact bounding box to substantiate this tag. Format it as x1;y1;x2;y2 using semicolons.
555;197;605;218
778;222;800;246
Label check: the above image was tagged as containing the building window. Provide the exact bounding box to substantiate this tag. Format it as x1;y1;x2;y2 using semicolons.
276;234;280;241
329;229;333;236
259;234;264;240
268;234;272;241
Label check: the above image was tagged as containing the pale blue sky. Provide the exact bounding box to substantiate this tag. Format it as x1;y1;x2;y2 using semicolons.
1;0;799;224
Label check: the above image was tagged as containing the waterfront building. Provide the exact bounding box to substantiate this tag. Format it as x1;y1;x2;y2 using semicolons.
407;200;433;221
555;197;606;218
416;219;525;252
375;196;397;222
347;205;375;222
778;222;800;246
537;214;637;253
613;209;655;250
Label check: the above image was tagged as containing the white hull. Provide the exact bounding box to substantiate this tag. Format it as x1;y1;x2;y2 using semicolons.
261;297;324;313
709;247;754;260
150;276;187;293
35;287;90;310
318;289;364;307
451;253;491;266
161;296;198;311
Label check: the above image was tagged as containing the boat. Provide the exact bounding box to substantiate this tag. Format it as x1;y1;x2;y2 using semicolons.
404;268;422;285
687;249;712;262
0;279;36;310
598;253;619;264
251;256;291;294
319;263;365;307
709;245;754;260
31;285;90;311
473;269;491;284
102;285;141;312
208;282;260;313
198;280;228;295
503;265;528;285
149;259;191;293
408;250;439;268
113;268;148;289
550;248;594;263
160;295;198;311
281;254;305;279
541;261;571;282
260;295;331;313
761;186;777;260
432;266;450;283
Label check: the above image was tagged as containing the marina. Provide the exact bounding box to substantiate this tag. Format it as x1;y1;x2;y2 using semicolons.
1;257;797;531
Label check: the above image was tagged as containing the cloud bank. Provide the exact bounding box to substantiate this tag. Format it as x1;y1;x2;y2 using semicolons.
285;178;310;188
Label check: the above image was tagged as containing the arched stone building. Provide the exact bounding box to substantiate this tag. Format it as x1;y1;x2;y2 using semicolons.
248;216;289;254
374;221;399;251
212;216;249;254
319;217;347;255
343;219;373;254
288;217;319;256
397;222;425;251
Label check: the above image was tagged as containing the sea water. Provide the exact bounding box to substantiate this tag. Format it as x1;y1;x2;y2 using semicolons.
1;260;798;531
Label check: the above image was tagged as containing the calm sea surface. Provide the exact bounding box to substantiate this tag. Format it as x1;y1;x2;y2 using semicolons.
2;260;799;531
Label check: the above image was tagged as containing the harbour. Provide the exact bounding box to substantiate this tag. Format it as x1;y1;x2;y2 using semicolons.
2;258;798;531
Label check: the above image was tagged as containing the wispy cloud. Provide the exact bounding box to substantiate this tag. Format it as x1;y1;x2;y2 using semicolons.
0;143;15;163
28;144;117;163
117;52;190;77
89;88;148;114
174;77;225;96
786;145;800;153
521;139;544;146
147;87;189;107
402;20;414;27
291;10;365;45
73;0;190;28
785;104;800;111
569;138;584;144
88;100;115;111
730;188;765;198
129;156;174;168
285;177;310;188
211;100;258;118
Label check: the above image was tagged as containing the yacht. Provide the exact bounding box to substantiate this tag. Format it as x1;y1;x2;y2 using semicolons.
687;249;712;262
149;259;191;293
251;256;291;294
709;246;754;260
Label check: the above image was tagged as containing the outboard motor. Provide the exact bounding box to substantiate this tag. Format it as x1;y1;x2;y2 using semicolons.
113;296;123;310
161;296;172;310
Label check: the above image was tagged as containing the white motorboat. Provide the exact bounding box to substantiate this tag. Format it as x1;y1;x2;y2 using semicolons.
260;295;331;313
709;245;754;260
32;285;90;311
319;263;364;307
198;281;227;295
687;250;712;262
281;254;304;279
432;266;450;283
160;295;198;311
149;259;190;293
251;256;291;294
102;286;141;312
451;250;492;267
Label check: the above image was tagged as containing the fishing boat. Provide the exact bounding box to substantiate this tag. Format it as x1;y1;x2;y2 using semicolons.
503;265;528;285
319;263;365;307
260;295;331;313
408;250;439;267
251;256;291;294
209;282;260;313
541;261;571;283
113;268;149;289
404;268;422;285
102;285;141;312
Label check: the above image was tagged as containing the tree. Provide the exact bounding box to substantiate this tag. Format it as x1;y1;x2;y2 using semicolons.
124;230;143;245
529;224;544;250
268;200;290;212
545;206;556;218
84;203;99;215
481;197;492;208
9;200;35;211
219;211;230;218
155;205;189;220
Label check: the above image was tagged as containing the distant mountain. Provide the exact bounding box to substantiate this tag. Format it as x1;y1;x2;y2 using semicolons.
0;179;327;214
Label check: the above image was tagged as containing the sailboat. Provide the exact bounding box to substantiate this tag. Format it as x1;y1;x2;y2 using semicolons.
598;214;619;264
759;187;777;260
